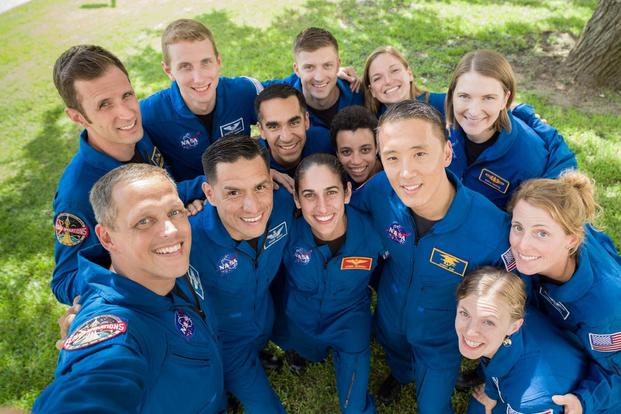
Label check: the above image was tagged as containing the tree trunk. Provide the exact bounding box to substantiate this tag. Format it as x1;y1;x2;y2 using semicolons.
566;0;621;89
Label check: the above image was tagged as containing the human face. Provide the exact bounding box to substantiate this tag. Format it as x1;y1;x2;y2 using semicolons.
258;96;309;169
295;164;351;241
203;156;273;241
163;39;222;115
379;118;453;219
452;71;510;143
455;294;523;360
96;176;190;295
510;200;578;281
67;66;142;161
336;128;379;184
294;46;341;108
368;53;413;105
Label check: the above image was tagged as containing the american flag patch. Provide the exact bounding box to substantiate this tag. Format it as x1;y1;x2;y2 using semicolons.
589;331;621;352
501;248;516;272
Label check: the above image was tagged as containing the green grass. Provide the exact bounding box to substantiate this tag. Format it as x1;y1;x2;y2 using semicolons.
1;0;618;412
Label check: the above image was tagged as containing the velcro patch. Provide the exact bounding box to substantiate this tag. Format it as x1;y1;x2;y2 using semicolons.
63;314;127;351
589;331;621;352
341;257;373;270
55;213;89;246
478;168;510;194
429;248;468;277
264;221;287;249
220;118;244;137
151;146;164;167
501;248;516;272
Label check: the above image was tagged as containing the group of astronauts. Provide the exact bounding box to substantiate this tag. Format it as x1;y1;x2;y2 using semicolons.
33;16;620;414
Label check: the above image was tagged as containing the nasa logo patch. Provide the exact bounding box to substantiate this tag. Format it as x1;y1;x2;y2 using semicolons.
175;309;194;338
218;254;238;274
180;132;200;150
63;314;127;350
294;247;312;265
220;118;244;136
386;222;411;245
55;213;89;246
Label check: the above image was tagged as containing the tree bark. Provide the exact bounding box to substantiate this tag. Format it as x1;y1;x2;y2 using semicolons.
566;0;621;89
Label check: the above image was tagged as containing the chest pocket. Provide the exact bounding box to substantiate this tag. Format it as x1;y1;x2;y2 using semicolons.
202;253;248;296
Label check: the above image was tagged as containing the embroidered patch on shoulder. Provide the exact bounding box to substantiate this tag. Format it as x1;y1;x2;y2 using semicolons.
589;331;621;352
218;253;238;274
55;213;89;246
220;118;244;137
187;264;204;299
386;222;410;245
150;146;164;167
294;247;312;265
179;132;200;150
242;76;264;95
264;221;287;249
429;248;468;277
341;257;373;270
63;314;127;351
479;168;510;194
175;309;194;338
501;248;516;271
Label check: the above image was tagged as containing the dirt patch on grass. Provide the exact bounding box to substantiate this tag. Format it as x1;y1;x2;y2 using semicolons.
509;30;621;115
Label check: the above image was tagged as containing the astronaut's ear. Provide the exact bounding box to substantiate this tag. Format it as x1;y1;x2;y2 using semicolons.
95;224;114;251
202;182;217;207
508;318;523;336
65;107;88;129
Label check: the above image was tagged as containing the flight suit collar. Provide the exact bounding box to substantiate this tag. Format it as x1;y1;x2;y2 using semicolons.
481;325;524;381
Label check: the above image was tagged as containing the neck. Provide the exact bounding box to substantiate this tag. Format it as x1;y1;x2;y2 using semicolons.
544;255;577;284
87;132;135;162
311;214;347;242
183;92;216;116
411;174;455;221
110;262;176;296
465;127;495;144
304;86;340;110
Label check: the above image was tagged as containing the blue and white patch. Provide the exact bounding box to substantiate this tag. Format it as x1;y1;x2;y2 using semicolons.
179;131;200;150
501;248;516;272
294;247;312;265
386;222;411;245
218;253;238;274
264;221;287;249
492;376;506;404
187;264;204;300
150;146;164;167
538;286;570;320
479;168;510;194
175;309;194;338
220;118;244;136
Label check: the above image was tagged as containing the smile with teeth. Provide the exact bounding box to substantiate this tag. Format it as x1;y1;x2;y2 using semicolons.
118;120;137;130
314;214;335;223
518;252;540;261
278;142;299;152
383;85;400;95
312;81;328;88
192;84;210;93
401;183;421;192
154;242;182;255
241;214;263;223
349;165;367;175
464;338;483;348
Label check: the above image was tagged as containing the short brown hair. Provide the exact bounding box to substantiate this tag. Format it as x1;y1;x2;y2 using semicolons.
363;46;425;115
161;19;219;66
90;164;177;229
507;170;599;255
457;266;526;322
53;45;128;114
293;27;338;55
446;50;515;133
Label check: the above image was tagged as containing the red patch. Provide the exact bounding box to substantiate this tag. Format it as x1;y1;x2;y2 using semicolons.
55;213;89;246
340;256;373;271
63;314;127;351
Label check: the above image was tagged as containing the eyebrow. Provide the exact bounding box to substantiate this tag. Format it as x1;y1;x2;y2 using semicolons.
381;144;427;154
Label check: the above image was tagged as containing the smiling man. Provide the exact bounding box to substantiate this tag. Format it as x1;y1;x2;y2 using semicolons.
140;19;263;182
351;100;515;413
35;164;225;413
189;135;294;413
52;45;204;306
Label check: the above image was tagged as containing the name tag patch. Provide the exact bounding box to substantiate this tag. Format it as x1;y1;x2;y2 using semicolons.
220;118;244;136
429;248;468;277
479;168;509;194
341;257;373;271
264;221;287;249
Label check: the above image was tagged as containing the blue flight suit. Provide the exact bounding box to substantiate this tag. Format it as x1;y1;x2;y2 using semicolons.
52;130;204;305
448;110;577;209
189;188;294;413
272;206;385;414
351;170;514;414
468;309;587;414
377;91;446;118
265;74;364;154
529;229;621;413
140;77;262;181
34;245;225;414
